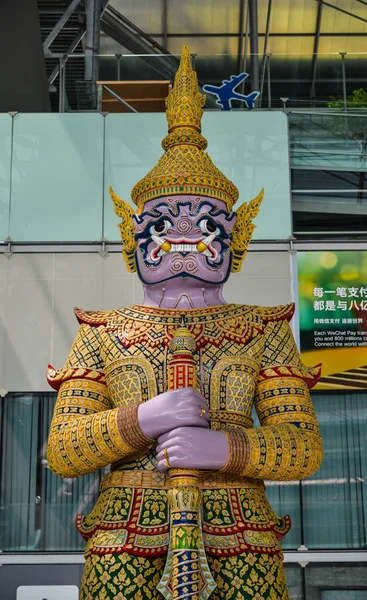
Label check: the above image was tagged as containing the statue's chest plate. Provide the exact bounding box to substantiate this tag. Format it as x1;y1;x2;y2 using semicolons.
99;309;264;425
201;340;262;429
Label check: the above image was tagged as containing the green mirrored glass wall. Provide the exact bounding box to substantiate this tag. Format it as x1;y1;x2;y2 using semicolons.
1;391;366;552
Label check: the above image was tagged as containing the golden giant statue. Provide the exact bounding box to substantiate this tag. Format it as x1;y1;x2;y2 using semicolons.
47;48;322;600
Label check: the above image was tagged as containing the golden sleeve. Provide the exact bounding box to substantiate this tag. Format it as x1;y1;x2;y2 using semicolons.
46;323;152;478
223;317;323;480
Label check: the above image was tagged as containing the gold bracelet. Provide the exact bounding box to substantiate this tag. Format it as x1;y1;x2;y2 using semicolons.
220;428;250;474
117;403;153;451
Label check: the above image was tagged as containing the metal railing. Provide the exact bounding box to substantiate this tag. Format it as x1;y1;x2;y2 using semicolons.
52;51;367;113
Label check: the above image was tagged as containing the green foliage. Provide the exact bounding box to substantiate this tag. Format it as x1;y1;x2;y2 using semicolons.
327;89;367;142
328;88;367;109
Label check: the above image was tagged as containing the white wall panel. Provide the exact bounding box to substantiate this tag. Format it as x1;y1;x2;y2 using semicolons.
224;252;292;306
2;255;54;392
0;252;291;392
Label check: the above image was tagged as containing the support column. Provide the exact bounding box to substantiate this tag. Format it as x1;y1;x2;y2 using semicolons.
85;0;102;108
0;0;50;112
248;0;259;94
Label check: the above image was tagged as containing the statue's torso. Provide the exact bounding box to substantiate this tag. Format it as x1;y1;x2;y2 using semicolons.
76;304;291;558
101;304;265;413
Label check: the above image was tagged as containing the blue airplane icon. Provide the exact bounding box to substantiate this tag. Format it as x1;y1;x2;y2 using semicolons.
203;73;260;110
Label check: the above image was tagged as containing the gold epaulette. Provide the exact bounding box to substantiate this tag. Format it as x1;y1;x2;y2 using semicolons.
258;364;322;389
47;364;106;390
74;307;119;327
253;303;295;324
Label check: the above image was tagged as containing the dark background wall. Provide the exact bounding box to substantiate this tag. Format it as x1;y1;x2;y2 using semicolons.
0;0;50;112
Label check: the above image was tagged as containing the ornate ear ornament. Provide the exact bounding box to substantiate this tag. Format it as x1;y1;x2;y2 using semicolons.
230;189;264;273
109;186;137;273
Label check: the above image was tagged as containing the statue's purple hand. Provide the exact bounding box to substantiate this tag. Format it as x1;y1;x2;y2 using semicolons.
156;426;228;472
137;388;209;440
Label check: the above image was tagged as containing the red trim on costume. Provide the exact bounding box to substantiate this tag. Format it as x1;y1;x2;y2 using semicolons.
78;488;291;559
74;307;110;327
46;365;106;391
259;302;295;324
259;363;322;390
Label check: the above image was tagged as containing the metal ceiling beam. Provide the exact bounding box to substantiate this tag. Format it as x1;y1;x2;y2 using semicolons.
259;0;273;107
162;0;168;48
243;2;249;74
85;0;102;83
316;0;367;24
310;0;323;99
248;0;259;93
263;0;273;55
43;0;83;51
237;0;246;74
142;31;367;37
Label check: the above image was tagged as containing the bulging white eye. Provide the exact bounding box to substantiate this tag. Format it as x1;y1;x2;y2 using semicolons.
149;220;171;236
199;219;218;235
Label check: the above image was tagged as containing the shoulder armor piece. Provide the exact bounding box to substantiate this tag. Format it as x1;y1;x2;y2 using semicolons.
253;303;295;324
74;307;118;327
47;364;106;391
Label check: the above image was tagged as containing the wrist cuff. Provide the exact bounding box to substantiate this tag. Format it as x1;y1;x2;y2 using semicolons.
117;404;153;451
220;429;250;474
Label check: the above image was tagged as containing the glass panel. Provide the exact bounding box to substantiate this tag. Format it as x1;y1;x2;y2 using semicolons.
62;54;87;112
0;394;101;551
303;392;367;549
168;37;238;56
292;169;367;234
195;52;238;86
265;53;315;109
266;482;302;550
94;55;119;82
305;564;367;599
103;111;292;241
0;114;12;241
266;38;314;55
103;112;166;241
320;1;367;35
1;389;366;553
318;37;367;55
167;0;240;34
269;0;318;34
323;592;367;600
9;114;104;242
289;113;367;172
284;565;304;600
117;53;176;81
109;0;162;34
255;412;302;551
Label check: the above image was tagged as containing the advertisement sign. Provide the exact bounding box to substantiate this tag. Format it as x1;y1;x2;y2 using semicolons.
298;251;367;389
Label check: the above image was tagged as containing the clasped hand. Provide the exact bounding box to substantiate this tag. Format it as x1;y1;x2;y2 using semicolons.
137;388;228;472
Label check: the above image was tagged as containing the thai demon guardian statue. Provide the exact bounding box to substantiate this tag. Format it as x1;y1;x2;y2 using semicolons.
47;47;322;600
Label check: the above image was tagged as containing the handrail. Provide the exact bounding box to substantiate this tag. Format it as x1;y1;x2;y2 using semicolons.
98;84;138;113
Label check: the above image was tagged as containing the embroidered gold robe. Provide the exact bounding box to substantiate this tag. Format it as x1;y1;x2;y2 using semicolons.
47;303;322;600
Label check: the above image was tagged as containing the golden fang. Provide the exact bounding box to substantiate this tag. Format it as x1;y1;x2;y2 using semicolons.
161;240;172;252
196;241;208;253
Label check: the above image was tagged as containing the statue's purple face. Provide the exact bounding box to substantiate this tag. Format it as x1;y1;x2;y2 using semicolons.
133;196;236;285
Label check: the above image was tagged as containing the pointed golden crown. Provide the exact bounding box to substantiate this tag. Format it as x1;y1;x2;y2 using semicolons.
131;46;239;212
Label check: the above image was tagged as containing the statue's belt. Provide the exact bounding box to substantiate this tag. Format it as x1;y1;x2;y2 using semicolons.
100;470;265;491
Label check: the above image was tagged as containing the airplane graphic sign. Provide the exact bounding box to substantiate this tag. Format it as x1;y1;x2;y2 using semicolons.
203;72;259;110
